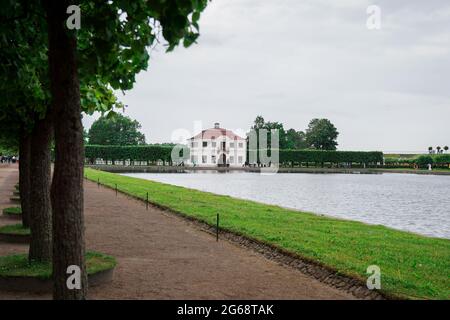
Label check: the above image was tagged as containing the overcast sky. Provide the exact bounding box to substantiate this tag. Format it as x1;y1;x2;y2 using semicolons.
83;0;450;152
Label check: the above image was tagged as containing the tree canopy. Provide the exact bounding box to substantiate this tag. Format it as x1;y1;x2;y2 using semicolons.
88;113;146;145
305;118;339;150
250;116;331;150
286;128;308;149
1;0;209;299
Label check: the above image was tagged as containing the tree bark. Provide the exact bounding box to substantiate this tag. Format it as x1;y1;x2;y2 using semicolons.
19;132;31;228
46;0;87;299
28;116;53;263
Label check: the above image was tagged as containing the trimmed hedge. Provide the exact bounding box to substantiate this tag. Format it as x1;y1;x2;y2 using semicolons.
248;149;383;165
384;154;450;168
277;150;383;164
85;145;188;164
433;154;450;165
85;145;383;165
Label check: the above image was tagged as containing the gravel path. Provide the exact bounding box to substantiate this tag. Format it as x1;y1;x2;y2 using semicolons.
0;165;354;299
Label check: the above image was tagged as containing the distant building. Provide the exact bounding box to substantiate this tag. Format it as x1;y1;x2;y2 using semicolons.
187;123;246;167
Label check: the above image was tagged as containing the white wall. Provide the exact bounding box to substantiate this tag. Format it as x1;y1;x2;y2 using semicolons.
187;136;246;167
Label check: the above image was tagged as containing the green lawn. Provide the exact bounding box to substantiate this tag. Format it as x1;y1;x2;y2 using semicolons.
2;206;22;216
0;223;30;235
0;252;116;279
85;168;450;299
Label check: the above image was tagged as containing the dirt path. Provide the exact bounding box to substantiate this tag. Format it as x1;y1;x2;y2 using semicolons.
0;164;25;258
0;166;354;299
0;164;18;213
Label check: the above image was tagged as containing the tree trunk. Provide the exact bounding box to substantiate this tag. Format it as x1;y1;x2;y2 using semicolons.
19;132;31;228
29;117;53;263
46;0;87;300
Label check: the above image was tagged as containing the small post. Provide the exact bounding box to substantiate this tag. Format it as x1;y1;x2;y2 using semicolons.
115;184;118;197
146;192;149;210
97;178;99;188
216;213;219;242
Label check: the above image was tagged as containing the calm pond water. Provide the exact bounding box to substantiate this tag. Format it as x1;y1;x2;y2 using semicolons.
123;171;450;239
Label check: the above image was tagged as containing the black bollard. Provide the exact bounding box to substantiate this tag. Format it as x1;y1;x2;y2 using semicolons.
216;213;219;242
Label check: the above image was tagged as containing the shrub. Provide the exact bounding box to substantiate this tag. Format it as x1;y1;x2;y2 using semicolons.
433;154;450;165
415;155;434;168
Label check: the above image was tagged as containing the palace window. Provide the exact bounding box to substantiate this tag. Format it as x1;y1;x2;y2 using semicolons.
203;141;208;147
238;142;243;148
230;156;234;163
238;156;243;163
230;142;235;148
211;155;216;164
202;155;207;164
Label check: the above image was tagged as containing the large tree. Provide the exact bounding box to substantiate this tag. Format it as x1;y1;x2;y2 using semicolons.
0;4;50;241
305;118;339;150
88;113;146;145
286;128;308;149
45;0;207;299
251;116;287;148
2;0;208;300
250;116;309;150
0;14;123;265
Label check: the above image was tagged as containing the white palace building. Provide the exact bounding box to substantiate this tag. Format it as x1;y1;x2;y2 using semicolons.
187;123;247;167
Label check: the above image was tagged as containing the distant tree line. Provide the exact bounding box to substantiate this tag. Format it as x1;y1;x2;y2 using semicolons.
86;114;340;151
86;113;177;148
249;116;339;151
428;146;449;154
84;114;175;164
